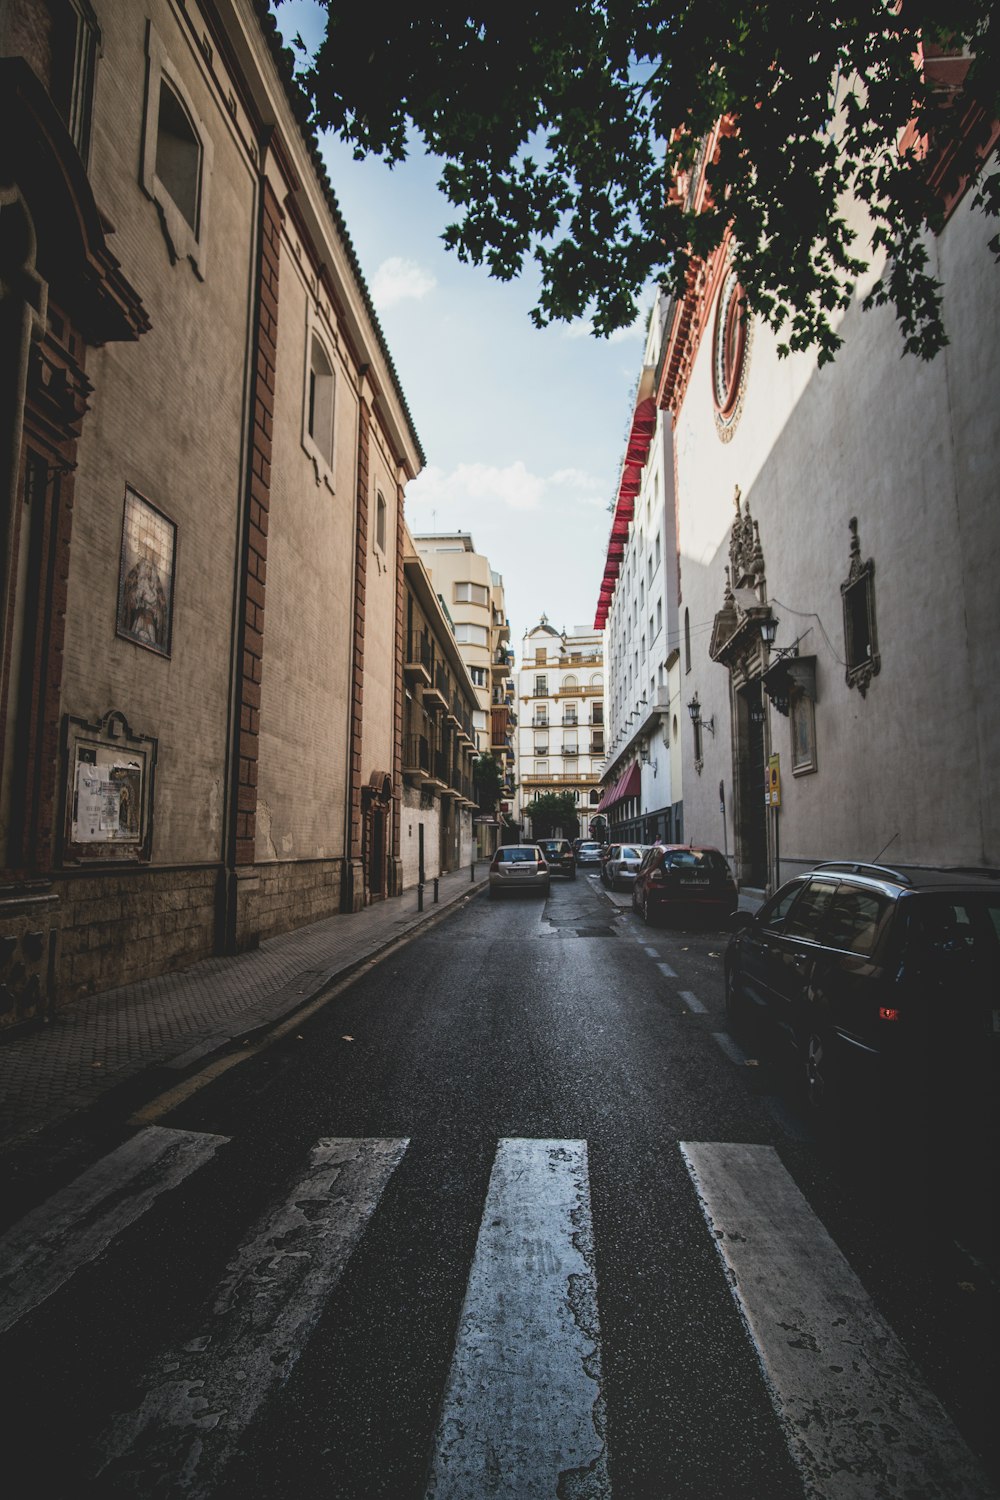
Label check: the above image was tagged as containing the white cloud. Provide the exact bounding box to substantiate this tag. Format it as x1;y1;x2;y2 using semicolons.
370;256;437;310
407;460;609;518
561;314;646;345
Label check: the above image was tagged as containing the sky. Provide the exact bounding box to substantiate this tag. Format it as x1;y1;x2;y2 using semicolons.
271;1;650;645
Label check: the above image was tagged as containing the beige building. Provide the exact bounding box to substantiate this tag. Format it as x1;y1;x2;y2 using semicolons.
0;0;422;1030
517;621;605;839
401;525;479;883
412;533;516;854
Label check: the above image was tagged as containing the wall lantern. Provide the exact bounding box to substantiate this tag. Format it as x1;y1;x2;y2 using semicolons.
687;693;715;736
760;613;779;647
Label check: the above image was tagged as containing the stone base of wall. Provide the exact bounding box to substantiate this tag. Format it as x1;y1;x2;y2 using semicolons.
0;884;61;1034
52;866;221;1009
246;859;345;944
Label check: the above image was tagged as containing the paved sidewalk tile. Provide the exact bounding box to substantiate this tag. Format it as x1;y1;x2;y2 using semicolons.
0;868;487;1151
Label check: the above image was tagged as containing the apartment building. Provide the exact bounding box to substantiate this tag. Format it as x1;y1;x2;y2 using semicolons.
412;533;516;854
517;620;604;839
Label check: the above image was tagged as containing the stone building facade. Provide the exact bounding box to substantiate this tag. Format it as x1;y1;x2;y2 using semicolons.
0;0;423;1030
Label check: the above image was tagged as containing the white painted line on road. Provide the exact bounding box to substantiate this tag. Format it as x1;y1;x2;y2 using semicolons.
0;1126;228;1335
712;1031;749;1065
426;1138;608;1499
680;1142;996;1499
678;990;706;1013
643;945;659;957
96;1136;409;1497
657;960;678;979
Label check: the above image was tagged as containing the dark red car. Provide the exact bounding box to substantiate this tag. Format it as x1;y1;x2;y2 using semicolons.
631;844;738;926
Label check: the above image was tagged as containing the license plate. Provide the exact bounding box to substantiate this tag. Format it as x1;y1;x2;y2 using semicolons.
679;876;709;886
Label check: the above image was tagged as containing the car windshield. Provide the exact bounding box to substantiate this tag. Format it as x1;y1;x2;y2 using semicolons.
664;849;728;873
621;846;642;859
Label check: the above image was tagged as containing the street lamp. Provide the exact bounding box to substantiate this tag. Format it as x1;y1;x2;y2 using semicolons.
760;613;779;647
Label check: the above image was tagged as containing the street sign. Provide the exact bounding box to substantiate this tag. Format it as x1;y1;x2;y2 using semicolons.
766;753;781;808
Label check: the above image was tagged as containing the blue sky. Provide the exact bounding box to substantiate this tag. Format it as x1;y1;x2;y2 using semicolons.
271;1;649;642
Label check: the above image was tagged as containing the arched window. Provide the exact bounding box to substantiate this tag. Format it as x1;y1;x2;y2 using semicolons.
155;78;201;232
563;674;578;690
376;491;387;552
684;609;691;673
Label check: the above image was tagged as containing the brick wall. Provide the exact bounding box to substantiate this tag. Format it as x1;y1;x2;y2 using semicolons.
251;858;345;944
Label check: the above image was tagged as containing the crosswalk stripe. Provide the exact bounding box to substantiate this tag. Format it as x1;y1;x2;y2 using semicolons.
656;959;678;978
95;1136;408;1497
680;1141;996;1500
426;1138;609;1499
678;989;706;1013
0;1126;228;1335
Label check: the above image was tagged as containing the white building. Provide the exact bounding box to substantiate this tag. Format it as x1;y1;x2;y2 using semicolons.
517;620;604;839
625;105;999;893
595;293;684;846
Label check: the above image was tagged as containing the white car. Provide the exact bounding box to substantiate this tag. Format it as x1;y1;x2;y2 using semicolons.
488;845;550;898
603;844;649;890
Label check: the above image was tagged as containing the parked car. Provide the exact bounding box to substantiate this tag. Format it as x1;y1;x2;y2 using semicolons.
603;844;648;890
575;841;604;868
536;838;576;879
488;845;551;898
632;844;738;925
724;861;1000;1133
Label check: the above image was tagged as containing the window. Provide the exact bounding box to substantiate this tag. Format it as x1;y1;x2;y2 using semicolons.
535;647;546;664
759;881;807;929
534;675;548;696
841;518;880;696
454;623;489;646
49;0;100;163
470;667;486;687
656;599;662;637
456;581;489;606
306;334;335;472
824;887;889;956
536;761;549;776
784;879;839;943
375;491;387;552
141;29;212;274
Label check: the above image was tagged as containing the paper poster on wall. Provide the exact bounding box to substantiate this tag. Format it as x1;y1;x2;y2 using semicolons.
72;754;143;844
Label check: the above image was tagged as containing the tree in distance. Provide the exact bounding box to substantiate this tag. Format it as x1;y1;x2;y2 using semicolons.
525;792;581;840
282;1;998;364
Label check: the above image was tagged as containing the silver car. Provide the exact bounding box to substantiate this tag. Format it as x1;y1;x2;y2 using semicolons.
488;844;551;898
603;843;648;891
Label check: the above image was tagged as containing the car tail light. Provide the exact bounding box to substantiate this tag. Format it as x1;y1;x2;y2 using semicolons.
489;853;501;872
879;1006;901;1022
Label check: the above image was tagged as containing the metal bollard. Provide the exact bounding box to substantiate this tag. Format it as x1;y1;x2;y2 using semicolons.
433;877;439;903
470;860;476;883
417;883;424;912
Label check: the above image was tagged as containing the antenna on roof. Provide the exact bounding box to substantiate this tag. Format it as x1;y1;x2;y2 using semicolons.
871;832;899;862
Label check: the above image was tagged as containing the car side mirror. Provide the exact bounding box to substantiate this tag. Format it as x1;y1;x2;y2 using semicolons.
728;911;755;933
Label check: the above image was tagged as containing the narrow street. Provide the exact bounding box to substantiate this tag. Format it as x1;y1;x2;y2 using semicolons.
1;876;997;1499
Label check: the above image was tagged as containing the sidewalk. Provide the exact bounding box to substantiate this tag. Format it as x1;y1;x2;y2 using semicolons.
0;866;488;1156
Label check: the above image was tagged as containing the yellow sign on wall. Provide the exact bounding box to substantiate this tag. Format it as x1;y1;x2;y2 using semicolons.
766;753;781;808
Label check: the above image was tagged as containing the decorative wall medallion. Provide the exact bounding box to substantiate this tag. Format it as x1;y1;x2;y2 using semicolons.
712;269;753;442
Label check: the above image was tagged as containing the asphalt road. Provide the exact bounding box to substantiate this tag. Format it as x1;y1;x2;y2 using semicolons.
2;873;997;1498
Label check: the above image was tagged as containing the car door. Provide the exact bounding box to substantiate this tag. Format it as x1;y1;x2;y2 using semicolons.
737;880;807;1018
808;882;891;1057
752;877;838;1055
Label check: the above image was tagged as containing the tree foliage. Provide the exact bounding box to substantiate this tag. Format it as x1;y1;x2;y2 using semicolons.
472;751;506;813
526;793;581;840
283;1;998;363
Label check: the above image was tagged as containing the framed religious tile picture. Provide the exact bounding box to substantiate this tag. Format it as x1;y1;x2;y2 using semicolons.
790;690;817;776
116;485;175;656
61;708;158;864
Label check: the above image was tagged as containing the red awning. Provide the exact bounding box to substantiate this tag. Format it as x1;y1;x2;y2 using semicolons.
600;760;641;811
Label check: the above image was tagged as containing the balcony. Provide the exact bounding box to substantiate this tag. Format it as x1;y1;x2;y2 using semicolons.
423;661;449;711
404;633;433;685
402;733;430;784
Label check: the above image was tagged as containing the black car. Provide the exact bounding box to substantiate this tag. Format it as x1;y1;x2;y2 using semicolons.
535;838;576;879
724;861;1000;1136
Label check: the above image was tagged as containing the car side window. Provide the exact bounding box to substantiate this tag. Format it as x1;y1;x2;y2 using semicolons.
782;879;838;942
757;881;805;930
824;885;889;955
